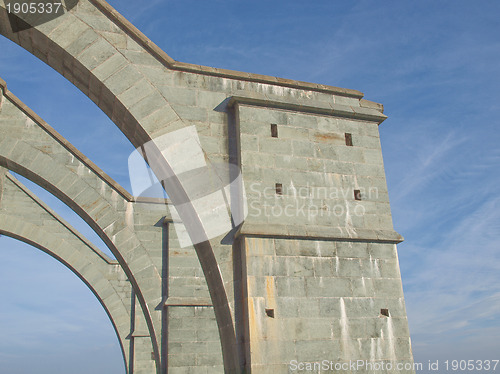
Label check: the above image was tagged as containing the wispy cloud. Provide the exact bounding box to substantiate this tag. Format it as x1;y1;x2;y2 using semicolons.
391;129;467;203
401;195;500;360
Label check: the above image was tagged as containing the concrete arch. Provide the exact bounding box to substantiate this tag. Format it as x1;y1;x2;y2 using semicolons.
0;79;162;371
0;1;241;369
0;171;132;372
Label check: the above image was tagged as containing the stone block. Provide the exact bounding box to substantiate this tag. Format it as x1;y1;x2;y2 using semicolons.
118;78;154;108
129;91;167;120
355;135;381;149
292;140;314;157
285;257;315;277
104;64;143;96
305;277;352;298
287;113;318;129
369;243;397;259
240;134;259;151
77;11;120;33
120;49;158;66
294;339;340;362
351;277;375;297
171;104;208;122
158;85;197;106
276;276;306;297
142;107;179;136
373;279;404;298
259;137;292;155
279;126;309;140
336;146;365;163
337;258;362;277
77;37;115;71
50;16;89;49
313;257;335;277
336;242;369;258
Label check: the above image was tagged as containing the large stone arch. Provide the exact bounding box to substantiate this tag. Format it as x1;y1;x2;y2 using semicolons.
0;170;133;371
0;78;162;371
0;1;243;370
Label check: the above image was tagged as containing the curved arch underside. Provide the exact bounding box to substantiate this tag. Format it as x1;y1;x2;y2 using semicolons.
0;170;132;371
0;1;242;370
0;78;165;367
0;80;171;372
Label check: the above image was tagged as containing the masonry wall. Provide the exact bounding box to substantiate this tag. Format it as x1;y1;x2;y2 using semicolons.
240;238;413;373
236;104;393;234
166;223;224;373
0;1;414;372
233;101;414;373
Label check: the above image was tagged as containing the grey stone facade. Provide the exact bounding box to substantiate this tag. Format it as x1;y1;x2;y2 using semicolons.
0;1;414;373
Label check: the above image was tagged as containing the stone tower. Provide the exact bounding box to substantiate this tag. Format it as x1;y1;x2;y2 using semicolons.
0;1;414;373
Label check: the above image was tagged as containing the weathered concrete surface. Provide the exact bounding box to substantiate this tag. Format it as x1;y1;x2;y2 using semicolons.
0;0;414;373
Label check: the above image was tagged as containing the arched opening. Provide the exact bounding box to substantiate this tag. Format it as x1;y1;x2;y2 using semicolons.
0;235;126;374
0;2;241;370
10;171;115;259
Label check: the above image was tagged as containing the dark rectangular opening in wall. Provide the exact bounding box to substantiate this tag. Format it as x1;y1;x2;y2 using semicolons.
381;308;389;317
265;308;275;318
276;183;283;195
345;133;353;146
271;123;278;138
354;189;362;201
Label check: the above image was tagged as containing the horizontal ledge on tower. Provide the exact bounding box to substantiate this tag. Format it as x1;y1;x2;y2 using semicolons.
164;297;213;307
228;96;387;124
236;223;404;244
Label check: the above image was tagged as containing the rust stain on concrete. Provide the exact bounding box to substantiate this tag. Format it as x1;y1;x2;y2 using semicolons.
266;276;276;305
313;131;343;143
247;299;262;363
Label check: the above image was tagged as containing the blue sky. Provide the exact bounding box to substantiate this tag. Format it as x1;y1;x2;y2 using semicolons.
1;0;500;372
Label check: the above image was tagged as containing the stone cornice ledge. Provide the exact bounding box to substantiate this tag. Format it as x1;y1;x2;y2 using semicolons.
0;77;133;202
237;223;404;244
5;173;119;264
0;77;6;92
228;96;387;125
164;297;213;307
89;0;365;99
